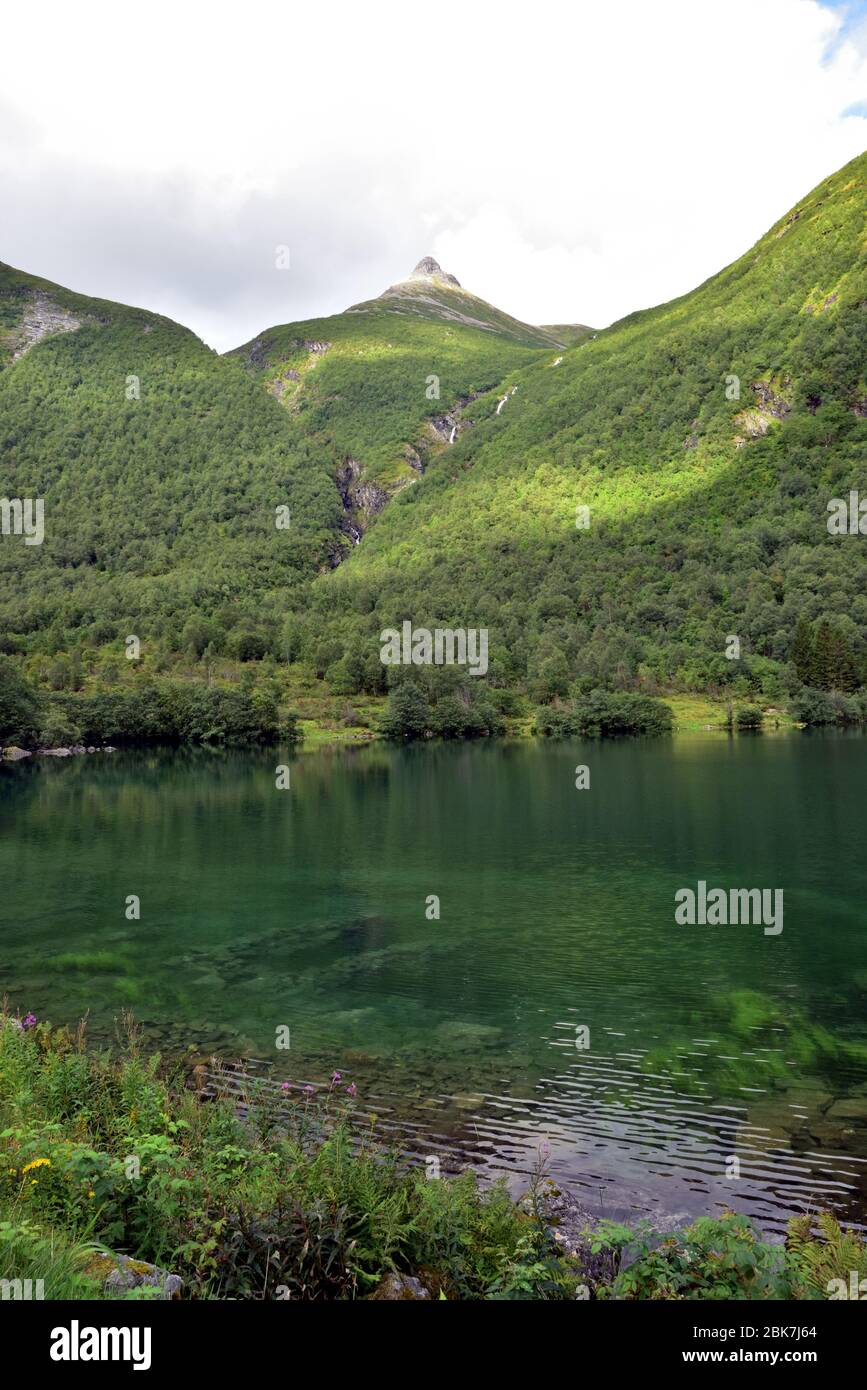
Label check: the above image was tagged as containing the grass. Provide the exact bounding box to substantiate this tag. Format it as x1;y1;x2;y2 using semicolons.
2;1010;866;1301
663;693;799;732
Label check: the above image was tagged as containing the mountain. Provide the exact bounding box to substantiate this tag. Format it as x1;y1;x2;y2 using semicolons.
0;252;561;696
352;255;566;347
227;258;555;550
301;152;867;705
0;260;346;672
1;152;865;737
539;324;596;346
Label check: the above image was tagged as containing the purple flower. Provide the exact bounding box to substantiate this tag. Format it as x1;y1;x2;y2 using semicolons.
302;1084;316;1098
281;1082;290;1092
22;1013;37;1030
345;1083;357;1098
330;1070;342;1087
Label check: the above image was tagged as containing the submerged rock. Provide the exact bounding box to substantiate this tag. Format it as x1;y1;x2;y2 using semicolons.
434;1020;502;1051
451;1092;486;1112
826;1096;867;1123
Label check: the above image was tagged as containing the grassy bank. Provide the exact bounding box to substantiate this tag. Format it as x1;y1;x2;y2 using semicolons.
2;1013;865;1301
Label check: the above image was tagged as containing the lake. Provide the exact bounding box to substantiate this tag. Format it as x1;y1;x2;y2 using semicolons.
2;733;866;1235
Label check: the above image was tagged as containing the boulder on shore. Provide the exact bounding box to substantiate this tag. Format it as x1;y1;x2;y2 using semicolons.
84;1252;183;1300
368;1272;431;1300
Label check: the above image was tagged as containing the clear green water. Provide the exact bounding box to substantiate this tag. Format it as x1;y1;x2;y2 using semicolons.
2;734;867;1233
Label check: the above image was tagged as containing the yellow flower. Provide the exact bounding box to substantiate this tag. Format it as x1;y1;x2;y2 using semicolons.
22;1158;51;1173
88;1190;95;1199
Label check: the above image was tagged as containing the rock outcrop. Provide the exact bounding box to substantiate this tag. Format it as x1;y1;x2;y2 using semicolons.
11;291;82;361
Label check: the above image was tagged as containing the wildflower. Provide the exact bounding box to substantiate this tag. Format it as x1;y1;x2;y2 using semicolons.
281;1082;290;1092
302;1084;315;1098
88;1190;95;1199
345;1083;357;1098
22;1013;37;1029
331;1070;342;1086
22;1158;51;1173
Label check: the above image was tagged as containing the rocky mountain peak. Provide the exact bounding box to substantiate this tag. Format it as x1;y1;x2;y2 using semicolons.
408;256;461;288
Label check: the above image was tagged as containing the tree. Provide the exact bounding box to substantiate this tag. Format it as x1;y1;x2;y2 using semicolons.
790;618;815;685
380;681;431;740
0;658;43;746
812;621;858;691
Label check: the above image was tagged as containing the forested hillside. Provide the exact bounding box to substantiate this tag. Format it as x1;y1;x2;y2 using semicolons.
299;153;867;710
1;153;865;746
0;262;342;667
228;258;552;547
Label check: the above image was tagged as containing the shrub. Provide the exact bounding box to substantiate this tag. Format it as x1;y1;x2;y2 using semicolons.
591;1213;793;1300
50;684;299;746
535;691;673;738
0;657;43;746
790;687;863;726
736;706;764;730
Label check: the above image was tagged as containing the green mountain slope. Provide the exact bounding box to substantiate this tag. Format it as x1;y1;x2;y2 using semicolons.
0;262;343;664
1;154;865;741
227;257;553;550
302;152;867;707
0;254;559;717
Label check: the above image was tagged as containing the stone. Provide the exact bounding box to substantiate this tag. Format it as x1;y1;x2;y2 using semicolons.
434;1020;502;1050
368;1272;431;1300
2;746;32;760
85;1252;182;1299
826;1097;867;1123
452;1092;486;1112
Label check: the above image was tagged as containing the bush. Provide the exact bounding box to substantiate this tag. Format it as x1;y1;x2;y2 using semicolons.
380;679;503;741
790;687;864;726
50;684;299;746
535;691;673;738
736;706;764;730
36;709;83;749
379;681;431;739
592;1213;793;1300
0;657;43;747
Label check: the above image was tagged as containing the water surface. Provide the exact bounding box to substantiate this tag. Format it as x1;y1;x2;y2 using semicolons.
3;734;866;1233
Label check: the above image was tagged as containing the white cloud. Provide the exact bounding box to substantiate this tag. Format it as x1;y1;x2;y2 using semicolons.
0;0;864;349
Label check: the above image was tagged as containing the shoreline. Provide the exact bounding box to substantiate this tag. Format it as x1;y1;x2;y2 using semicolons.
3;1014;865;1300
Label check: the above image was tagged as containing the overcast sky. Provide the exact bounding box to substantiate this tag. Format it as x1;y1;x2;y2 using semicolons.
1;0;865;352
